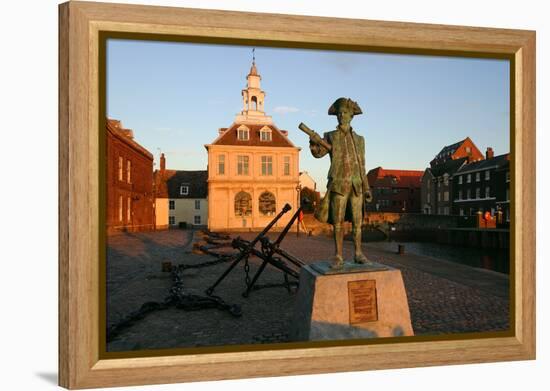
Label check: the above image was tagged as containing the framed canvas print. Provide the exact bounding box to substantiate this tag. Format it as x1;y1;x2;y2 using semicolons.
58;1;535;389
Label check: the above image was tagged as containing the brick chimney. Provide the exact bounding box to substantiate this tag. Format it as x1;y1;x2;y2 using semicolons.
160;153;166;172
486;147;494;159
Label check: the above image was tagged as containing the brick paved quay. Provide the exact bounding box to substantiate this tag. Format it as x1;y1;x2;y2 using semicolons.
106;229;509;352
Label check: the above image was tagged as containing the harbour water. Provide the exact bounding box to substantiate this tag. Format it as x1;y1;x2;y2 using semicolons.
365;241;510;274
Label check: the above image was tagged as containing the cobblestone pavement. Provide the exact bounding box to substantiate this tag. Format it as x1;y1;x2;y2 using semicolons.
106;229;509;352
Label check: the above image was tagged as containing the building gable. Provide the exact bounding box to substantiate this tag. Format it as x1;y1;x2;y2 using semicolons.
452;137;484;162
107;118;153;160
421;168;434;182
430;137;483;167
430;157;468;177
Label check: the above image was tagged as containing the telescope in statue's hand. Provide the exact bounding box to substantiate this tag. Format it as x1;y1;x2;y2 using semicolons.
298;122;332;152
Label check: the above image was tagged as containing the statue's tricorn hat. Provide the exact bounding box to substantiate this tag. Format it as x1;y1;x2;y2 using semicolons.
328;97;363;116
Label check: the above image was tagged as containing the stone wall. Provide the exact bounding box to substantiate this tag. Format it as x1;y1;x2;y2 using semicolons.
365;212;459;230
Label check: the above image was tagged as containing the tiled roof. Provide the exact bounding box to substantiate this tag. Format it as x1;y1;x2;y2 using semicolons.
369;167;423;179
434;138;466;159
455;154;509;174
367;167;423;188
430;137;484;168
154;169;208;199
212;123;294;147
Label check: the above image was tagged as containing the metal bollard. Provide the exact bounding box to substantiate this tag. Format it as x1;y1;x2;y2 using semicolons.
397;244;405;255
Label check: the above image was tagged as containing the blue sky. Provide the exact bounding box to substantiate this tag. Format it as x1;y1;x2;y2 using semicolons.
107;39;510;191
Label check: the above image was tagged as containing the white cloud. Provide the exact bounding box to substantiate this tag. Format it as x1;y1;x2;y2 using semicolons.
273;106;300;114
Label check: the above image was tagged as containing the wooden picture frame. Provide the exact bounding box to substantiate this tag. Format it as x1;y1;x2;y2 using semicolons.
58;1;536;388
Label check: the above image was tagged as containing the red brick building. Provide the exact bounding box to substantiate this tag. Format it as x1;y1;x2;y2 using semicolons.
429;137;484;167
106;119;155;233
366;167;423;213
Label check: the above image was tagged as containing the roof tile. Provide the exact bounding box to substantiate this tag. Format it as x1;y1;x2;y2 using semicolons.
213;123;294;147
154;170;208;199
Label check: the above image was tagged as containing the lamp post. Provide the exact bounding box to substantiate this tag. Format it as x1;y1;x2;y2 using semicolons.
296;183;302;237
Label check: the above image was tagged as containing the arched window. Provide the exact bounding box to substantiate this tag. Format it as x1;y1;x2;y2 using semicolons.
234;191;252;217
251;96;258;110
258;191;276;216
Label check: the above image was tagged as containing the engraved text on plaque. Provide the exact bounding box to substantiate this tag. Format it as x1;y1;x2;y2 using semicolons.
348;280;378;324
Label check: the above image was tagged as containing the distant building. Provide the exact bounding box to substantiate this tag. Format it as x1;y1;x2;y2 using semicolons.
154;153;208;228
366;167;423;213
421;137;484;215
205;58;300;230
495;158;511;224
299;171;316;192
298;171;319;212
421;158;467;215
106;119;155;233
420;169;434;214
429;137;484;167
452;148;509;218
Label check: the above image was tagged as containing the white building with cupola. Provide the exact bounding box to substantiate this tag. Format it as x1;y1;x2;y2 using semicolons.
205;56;301;230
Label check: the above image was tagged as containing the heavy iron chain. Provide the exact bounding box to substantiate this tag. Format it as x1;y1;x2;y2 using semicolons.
244;257;251;288
106;259;241;343
174;254;234;272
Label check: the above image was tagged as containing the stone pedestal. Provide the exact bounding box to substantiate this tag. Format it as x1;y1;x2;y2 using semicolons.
289;261;413;341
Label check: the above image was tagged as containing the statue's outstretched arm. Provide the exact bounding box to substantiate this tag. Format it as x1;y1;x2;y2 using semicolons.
299;122;331;158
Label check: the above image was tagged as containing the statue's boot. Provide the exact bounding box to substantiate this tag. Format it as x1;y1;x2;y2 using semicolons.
353;226;373;265
354;252;372;265
330;254;344;269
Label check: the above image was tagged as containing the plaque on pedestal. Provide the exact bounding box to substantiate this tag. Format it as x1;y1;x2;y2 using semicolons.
289;261;414;341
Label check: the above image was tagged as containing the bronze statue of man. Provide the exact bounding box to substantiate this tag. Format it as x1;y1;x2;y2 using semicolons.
302;97;372;269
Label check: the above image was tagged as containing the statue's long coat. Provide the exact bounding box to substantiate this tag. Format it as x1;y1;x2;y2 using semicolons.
310;128;369;224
